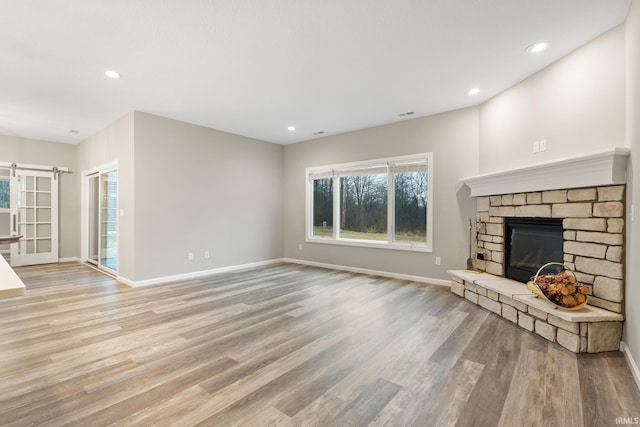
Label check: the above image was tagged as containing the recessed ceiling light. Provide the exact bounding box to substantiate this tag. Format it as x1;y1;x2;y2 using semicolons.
468;88;480;95
526;42;548;54
287;126;295;131
105;70;121;79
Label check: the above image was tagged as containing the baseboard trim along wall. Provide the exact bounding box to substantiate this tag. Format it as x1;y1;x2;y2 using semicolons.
283;258;451;287
117;259;286;288
621;341;640;391
59;257;81;263
115;257;450;288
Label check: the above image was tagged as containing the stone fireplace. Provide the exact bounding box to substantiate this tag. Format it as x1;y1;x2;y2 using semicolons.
474;184;625;314
447;148;629;353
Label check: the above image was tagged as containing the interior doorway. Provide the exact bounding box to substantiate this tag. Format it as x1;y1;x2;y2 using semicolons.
83;163;118;275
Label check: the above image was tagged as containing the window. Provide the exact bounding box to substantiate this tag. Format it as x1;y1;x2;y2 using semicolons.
307;153;433;252
0;178;9;211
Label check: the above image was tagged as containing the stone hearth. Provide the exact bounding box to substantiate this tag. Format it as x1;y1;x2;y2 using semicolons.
447;269;623;353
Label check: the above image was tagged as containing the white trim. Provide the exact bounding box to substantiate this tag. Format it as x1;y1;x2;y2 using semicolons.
118;259;286;288
305;153;430;175
283;257;450;287
621;341;640;392
461;147;630;197
59;257;81;263
306;237;432;252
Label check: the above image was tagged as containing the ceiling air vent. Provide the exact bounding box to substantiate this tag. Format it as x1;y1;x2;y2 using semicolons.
397;111;414;117
312;131;325;136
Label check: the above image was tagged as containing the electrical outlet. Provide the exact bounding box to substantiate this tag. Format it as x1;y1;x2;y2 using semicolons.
435;257;441;266
539;139;547;152
204;251;210;259
298;243;302;251
533;140;540;153
188;252;194;261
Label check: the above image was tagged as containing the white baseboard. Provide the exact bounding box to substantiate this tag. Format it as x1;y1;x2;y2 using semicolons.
117;258;286;288
59;257;81;263
621;341;640;391
114;257;450;288
283;257;451;287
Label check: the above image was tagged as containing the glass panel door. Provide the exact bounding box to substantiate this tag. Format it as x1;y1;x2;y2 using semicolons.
87;175;99;265
10;169;59;266
100;170;117;272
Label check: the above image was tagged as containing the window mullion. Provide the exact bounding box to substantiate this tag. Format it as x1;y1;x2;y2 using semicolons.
332;176;340;240
387;169;394;243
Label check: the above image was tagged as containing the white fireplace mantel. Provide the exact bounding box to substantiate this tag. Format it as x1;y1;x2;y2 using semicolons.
461;147;630;197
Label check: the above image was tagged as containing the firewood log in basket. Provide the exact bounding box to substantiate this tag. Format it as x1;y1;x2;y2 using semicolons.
526;262;588;311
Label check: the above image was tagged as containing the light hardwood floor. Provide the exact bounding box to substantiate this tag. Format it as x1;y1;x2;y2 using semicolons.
0;262;639;426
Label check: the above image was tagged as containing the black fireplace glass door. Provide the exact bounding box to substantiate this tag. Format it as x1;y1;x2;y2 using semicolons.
505;218;563;283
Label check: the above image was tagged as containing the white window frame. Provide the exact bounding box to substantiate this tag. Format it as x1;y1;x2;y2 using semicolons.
305;153;433;252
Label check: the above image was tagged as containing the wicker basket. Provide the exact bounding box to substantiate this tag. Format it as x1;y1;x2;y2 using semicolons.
526;262;588;311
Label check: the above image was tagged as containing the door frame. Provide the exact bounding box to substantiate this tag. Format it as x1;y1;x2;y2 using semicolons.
81;161;119;273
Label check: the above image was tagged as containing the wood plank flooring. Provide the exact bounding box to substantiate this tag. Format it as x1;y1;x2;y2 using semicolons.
0;262;639;426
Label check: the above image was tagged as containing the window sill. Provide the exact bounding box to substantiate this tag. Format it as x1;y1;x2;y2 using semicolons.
306;236;432;252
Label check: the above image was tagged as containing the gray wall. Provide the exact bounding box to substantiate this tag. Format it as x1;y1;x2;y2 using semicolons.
132;112;284;282
77;112;135;279
283;108;479;280
0;135;79;259
625;0;640;378
479;25;626;173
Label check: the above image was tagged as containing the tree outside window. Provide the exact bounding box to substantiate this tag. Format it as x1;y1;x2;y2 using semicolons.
312;178;333;237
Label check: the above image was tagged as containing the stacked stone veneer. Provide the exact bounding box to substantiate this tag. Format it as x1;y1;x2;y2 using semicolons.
449;272;623;353
474;185;625;314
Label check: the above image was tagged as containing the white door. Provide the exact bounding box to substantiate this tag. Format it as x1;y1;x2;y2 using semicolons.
10;169;59;266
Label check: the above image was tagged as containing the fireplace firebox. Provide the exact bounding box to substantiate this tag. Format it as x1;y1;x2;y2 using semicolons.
504;217;564;283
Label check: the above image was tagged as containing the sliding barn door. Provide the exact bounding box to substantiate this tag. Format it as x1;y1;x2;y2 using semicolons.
10;170;59;266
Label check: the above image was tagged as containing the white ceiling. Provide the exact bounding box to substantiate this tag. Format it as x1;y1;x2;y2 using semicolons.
0;0;631;145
